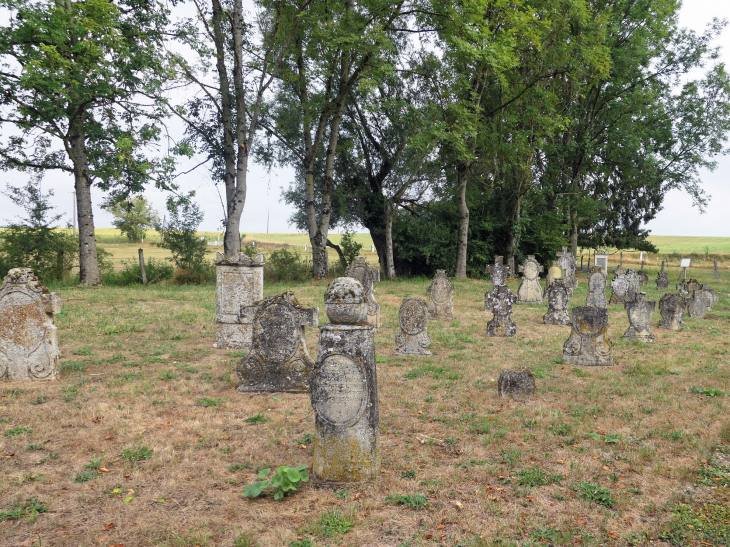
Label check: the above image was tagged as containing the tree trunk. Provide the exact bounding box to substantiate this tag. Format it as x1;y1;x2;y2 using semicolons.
454;162;469;278
384;200;395;280
506;195;522;276
571;212;579;257
326;239;346;270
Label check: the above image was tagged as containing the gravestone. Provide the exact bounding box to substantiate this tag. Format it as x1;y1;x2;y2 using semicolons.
517;255;544;304
614;252;625;276
0;268;61;381
214;251;264;350
626;269;641;301
546;260;563;288
656;261;669;290
486;256;511;290
543;279;571;326
426;270;454;321
687;291;709;319
676;278;701;297
311;277;380;482
623;292;656;343
394;298;431;356
697;285;719;310
658;293;686;331
586;267;607;308
497;368;536;401
594;251;609;276
638;262;649;286
344;257;381;328
485;285;517;337
562;306;613;366
557;246;578;289
237;292;318;393
609;273;630;305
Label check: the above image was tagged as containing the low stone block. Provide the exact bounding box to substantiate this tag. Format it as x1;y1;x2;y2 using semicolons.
497;368;536;401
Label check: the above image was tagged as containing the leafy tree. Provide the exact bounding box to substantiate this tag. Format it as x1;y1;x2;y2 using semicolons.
106;196;159;243
156;201;211;283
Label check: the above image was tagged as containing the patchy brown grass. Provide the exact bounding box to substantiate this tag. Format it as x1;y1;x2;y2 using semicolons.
1;267;729;547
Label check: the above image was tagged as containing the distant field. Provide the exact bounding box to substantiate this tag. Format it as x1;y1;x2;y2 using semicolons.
646;235;730;253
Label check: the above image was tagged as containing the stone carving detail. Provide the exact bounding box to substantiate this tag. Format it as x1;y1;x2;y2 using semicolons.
0;268;61;381
517;255;544;304
394;298;431;355
237;292;318;393
625;270;640;301
557;246;578;289
485;285;517;337
676;278;701;297
562;306;613;366
623;292;656;343
609;273;630;305
486;256;511;290
546;260;563;288
697;285;719;310
214;251;264;350
498;368;536;401
543;279;571;326
658;293;686;331
311;277;380;482
426;270;454;320
324;277;367;325
586;268;607;308
687;291;709;319
344;257;381;327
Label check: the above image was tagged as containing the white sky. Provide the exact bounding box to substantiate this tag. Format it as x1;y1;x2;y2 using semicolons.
0;0;728;237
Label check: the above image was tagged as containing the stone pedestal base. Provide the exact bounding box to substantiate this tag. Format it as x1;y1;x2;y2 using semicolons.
214;322;253;350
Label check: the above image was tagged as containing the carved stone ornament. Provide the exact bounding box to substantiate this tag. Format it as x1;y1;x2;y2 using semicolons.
426;270;454;321
324;277;367;325
609;273;630;305
344;257;381;327
585;267;607;308
0;268;61;381
658;293;686;331
497;368;536;401
623;292;656;343
517;255;544;304
394;297;432;355
543;279;571;326
557;246;578;289
486;256;511;290
485;285;518;337
562;306;613;367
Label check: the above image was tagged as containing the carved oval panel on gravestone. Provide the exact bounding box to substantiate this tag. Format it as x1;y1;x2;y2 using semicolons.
349;265;372;294
251;305;297;362
312;353;369;427
430;277;450;305
589;273;605;293
523;260;539;281
399;299;427;335
0;290;46;356
612;276;628;296
627;303;649;331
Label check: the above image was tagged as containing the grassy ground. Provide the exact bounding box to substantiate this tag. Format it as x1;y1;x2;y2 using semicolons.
1;266;729;546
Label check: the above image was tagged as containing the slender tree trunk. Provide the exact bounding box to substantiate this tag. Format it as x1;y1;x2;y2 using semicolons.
384;200;395;280
506;195;522;275
454;162;469;278
571;212;579;257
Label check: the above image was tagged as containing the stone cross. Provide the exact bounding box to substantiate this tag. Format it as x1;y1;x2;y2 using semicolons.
614;252;626;276
426;270;454;321
497;368;536;401
556;246;578;289
623;292;656;343
517;255;544;304
214;251;264;350
609;273;630;305
543;279;571;326
486;256;511;290
625;269;640;301
586;267;607;308
312;277;380;482
658;293;686;331
344;257;381;327
394;298;432;355
562;306;613;366
687;290;709;319
237;292;318;393
484;285;518;337
0;268;61;381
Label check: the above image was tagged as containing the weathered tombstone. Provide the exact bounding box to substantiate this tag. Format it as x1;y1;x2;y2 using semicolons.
623;292;656;343
656;260;669;290
609;273;630;305
594;251;609;276
546;260;563;288
486;255;511;290
557;246;578;289
394;298;432;355
658;293;686;331
638;261;649;286
626;269;640;301
485;285;518;337
676;278;701;297
426;270;454;321
687;291;709;319
344;257;381;328
311;277;380;482
613;252;626;276
517;255;544;304
0;268;61;381
497;368;536;401
543;279;571;326
237;292;318;393
586;267;607;308
697;284;719;310
562;306;613;366
214;251;264;350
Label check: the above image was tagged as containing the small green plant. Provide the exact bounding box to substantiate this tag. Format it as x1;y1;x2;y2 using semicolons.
400;469;416;479
71;470;98;483
227;463;251;472
514;467;562;487
245;413;270;424
696;464;730;487
195;397;224;407
0;497;48;521
295;433;315;445
306;509;354;537
690;387;726;397
232;531;259;547
26;443;44;451
334;489;350;499
4;427;32;437
576;482;616;508
159;371;177;380
384;493;430;510
31;395;48;405
84;455;105;471
3;387;25;398
121;445;153;462
289;539;314;547
660;502;730;545
243;464;310;500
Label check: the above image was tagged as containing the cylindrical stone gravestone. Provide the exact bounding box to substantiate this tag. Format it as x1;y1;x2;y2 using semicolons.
311;277;380;482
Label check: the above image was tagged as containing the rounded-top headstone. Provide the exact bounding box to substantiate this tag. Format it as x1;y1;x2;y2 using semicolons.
324;277;368;324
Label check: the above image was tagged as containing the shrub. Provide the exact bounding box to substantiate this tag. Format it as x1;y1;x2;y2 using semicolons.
102;258;174;285
265;247;311;282
156;201;211;284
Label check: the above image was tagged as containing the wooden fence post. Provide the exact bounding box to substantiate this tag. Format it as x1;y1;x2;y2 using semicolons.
139;248;148;285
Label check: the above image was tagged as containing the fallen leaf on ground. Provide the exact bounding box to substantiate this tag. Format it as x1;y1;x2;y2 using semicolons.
101;523;115;531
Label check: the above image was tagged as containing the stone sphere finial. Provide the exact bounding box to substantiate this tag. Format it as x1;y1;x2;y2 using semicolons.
324;277;368;324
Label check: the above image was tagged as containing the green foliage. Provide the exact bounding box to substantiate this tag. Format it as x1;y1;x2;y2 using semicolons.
306;509;354;538
102;258;174;286
514;467;562;487
384;493;430;510
243;464;309;500
194;397;224;408
289;540;314;547
339;232;363;268
232;532;259;547
661;503;730;545
295;433;315;445
106;196;159;242
690;387;726;397
157;202;211;284
0;497;48;521
576;482;616;508
244;413;270;424
71;470;98;483
4;427;32;437
120;445;153;463
696;464;730;487
265;247;311;282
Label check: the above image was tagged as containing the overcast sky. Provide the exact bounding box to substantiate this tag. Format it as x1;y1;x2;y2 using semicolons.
1;0;728;237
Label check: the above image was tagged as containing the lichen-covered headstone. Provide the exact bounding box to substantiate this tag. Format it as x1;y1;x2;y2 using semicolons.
638;262;649;286
557;246;578;289
543;279;571;326
697;285;719;310
586;268;607;308
626;270;640;301
623;292;656;343
656;268;669;290
0;268;61;381
546;261;563;288
497;368;536;401
658;293;686;331
517;255;544;304
311;277;380;482
426;270;454;321
237;292;318;393
676;278;701;297
614;252;625;276
609;273;630;305
344;257;381;328
562;306;613;366
687;291;709;319
394;298;431;356
214;251;264;350
486;256;511;290
484;285;517;337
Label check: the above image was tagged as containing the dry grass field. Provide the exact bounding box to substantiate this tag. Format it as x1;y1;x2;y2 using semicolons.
1;266;729;547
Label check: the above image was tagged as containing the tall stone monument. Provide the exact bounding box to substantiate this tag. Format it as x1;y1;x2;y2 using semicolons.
656;261;669;290
214;251;264;350
344;257;381;328
543;279;571;326
687;291;709;319
0;268;61;381
626;269;640;301
237;292;318;393
562;306;613;366
426;270;454;321
586;267;607;308
486;256;511;290
485;285;518;337
394;298;432;355
311;278;380;482
658;293;686;331
517;255;544;304
623;292;656;343
557;246;578;289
